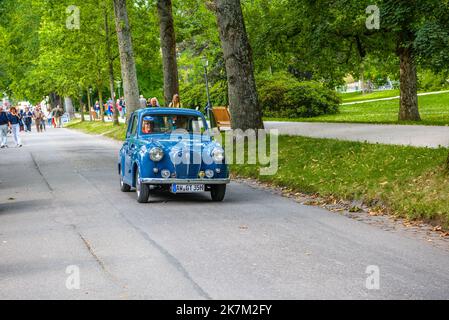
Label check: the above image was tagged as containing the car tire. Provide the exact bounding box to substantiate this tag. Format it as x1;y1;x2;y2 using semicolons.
120;174;131;192
211;184;226;202
136;169;150;203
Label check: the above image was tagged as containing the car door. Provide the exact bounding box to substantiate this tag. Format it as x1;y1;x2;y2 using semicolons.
124;114;139;184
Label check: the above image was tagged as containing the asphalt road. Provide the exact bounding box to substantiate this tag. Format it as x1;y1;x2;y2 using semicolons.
1;128;449;300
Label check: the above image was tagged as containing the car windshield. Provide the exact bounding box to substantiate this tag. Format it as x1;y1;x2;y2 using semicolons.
141;114;206;135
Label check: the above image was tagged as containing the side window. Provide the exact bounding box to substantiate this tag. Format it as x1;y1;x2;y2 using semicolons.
131;116;138;136
126;115;134;137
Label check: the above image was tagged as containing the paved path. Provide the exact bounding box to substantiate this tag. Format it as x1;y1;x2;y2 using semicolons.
1;129;449;299
264;122;449;148
341;90;449;105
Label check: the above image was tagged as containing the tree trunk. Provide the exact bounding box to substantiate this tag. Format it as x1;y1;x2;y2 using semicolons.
360;62;365;95
64;97;74;117
104;7;119;126
98;88;105;122
79;97;85;122
87;89;92;121
49;93;61;109
113;0;140;114
157;0;179;107
398;47;420;121
210;0;264;130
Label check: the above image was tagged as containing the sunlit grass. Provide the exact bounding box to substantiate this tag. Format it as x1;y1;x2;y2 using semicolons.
66;120;127;140
339;89;400;103
266;92;449;126
230;136;449;227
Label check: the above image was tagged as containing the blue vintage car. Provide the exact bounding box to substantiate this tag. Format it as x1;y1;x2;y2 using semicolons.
118;108;230;203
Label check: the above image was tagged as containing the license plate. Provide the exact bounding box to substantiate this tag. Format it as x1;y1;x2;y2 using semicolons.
171;184;205;193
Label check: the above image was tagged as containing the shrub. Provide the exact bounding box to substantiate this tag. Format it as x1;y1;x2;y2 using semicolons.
210;81;228;106
418;69;449;92
257;72;340;118
179;80;228;111
179;82;206;109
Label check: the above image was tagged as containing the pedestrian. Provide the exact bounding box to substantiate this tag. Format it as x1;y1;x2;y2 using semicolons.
52;105;63;128
169;94;182;108
108;101;113;120
121;97;126;117
0;105;11;148
7;107;23;147
116;99;123;119
23;107;33;132
94;101;100;119
40;112;47;132
33;106;44;133
139;95;147;109
149;98;160;108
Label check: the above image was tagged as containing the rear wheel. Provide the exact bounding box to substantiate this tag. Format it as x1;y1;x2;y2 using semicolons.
136;169;150;203
211;184;226;202
120;172;131;192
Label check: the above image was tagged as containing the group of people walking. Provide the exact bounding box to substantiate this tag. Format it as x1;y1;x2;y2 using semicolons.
90;94;182;122
92;97;127;120
0;103;65;148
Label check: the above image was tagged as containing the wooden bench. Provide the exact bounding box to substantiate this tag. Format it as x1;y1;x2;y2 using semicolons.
212;106;232;131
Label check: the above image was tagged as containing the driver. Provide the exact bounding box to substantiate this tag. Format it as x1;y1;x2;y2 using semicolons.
142;116;154;134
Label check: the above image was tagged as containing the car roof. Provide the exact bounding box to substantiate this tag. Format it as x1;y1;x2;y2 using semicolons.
133;107;204;118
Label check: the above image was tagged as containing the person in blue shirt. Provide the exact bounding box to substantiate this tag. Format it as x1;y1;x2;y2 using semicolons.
0;105;11;148
22;107;33;132
7;107;23;147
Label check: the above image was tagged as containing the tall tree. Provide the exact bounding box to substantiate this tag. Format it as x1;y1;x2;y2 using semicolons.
104;1;119;125
208;0;264;130
113;0;140;114
157;0;179;106
381;0;421;121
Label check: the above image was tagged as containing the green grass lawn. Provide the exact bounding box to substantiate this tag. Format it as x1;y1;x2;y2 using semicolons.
66;120;127;140
266;92;449;126
339;89;400;103
66;120;449;228
231;136;449;227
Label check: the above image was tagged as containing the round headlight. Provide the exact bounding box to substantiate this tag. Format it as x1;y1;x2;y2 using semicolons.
149;147;164;162
212;148;225;162
161;169;171;179
205;169;214;178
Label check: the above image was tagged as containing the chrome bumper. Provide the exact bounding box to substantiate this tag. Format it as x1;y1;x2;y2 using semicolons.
140;178;230;185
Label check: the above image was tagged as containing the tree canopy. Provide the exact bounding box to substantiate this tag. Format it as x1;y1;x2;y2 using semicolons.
0;0;448;124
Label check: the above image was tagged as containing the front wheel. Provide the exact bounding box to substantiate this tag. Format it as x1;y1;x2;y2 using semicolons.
136;169;150;203
211;184;226;202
